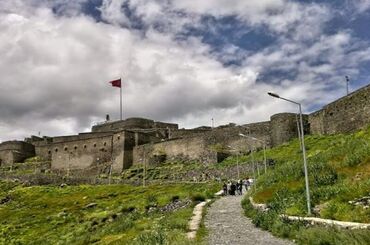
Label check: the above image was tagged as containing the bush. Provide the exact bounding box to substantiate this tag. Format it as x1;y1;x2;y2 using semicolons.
190;193;206;202
309;162;338;186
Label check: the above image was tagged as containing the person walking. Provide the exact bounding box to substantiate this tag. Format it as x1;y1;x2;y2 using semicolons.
230;181;236;195
238;179;243;195
223;183;228;196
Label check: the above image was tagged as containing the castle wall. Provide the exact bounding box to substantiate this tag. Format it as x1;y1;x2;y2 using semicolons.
239;121;272;146
308;84;370;135
170;128;211;139
133;137;217;165
92;117;178;132
0;141;35;166
133;121;272;166
308;111;325;135
33;130;151;173
270;113;309;146
50;134;114;171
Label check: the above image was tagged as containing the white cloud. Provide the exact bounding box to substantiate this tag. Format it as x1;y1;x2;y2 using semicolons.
352;0;370;13
0;0;370;142
99;0;130;26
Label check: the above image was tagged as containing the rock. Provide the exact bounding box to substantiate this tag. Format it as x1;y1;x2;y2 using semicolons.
57;211;67;217
159;199;191;212
313;202;329;215
85;203;97;209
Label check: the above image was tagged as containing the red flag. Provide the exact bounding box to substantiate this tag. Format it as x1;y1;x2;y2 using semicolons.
109;78;121;88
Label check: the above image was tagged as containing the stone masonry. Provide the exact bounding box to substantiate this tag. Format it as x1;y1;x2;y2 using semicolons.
1;83;370;172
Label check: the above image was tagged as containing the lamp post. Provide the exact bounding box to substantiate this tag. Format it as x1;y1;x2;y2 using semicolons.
345;76;350;95
268;92;311;215
227;146;240;179
239;133;267;174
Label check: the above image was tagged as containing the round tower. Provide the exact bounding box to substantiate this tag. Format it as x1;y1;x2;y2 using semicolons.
270;113;302;146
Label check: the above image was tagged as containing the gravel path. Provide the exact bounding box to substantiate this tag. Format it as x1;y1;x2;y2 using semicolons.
205;195;293;245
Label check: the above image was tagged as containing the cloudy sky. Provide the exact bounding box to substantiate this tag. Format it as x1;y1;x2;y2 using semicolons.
1;0;370;141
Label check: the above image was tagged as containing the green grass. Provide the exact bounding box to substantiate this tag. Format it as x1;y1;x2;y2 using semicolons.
237;125;370;244
0;181;219;244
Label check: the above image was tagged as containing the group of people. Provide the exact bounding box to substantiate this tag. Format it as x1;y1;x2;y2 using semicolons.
222;178;254;196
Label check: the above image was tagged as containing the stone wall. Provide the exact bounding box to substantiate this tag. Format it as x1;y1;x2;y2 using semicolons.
133;122;272;166
270;113;309;146
170;128;212;139
133;137;217;165
0;141;35;166
33;132;118;161
239;121;272;146
308;84;370;135
50;134;114;171
92;117;178;132
32;130;152;173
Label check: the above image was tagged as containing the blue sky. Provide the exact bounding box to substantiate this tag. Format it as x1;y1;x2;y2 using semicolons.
0;0;370;141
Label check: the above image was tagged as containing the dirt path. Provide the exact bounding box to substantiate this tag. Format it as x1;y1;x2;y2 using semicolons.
205;195;293;245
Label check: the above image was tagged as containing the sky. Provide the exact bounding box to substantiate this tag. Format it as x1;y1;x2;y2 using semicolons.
1;0;370;142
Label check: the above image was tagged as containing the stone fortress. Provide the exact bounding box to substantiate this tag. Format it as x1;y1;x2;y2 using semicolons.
1;83;370;174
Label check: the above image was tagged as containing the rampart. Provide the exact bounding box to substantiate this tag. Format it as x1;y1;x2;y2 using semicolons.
133;121;272;166
309;84;370;134
2;83;370;172
31;130;159;173
0;141;35;166
92;117;178;132
270;113;309;146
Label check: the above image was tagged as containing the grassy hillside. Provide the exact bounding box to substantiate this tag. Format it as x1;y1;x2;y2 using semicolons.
0;181;219;245
235;125;370;244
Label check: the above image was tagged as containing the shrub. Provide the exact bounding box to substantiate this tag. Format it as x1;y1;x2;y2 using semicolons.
171;195;180;202
309;162;338;186
190;193;206;202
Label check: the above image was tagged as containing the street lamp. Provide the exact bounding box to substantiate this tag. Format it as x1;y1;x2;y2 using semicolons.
227;146;240;179
239;133;267;174
268;92;311;215
345;76;350;95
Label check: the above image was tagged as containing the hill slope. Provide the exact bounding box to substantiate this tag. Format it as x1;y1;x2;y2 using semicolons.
235;125;370;244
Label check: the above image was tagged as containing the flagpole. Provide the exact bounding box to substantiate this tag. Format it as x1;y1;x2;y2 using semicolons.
120;78;122;120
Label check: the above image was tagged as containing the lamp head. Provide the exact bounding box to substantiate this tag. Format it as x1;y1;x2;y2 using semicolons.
268;92;280;98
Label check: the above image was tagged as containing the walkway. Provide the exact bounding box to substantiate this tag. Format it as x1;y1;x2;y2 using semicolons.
205;195;293;245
